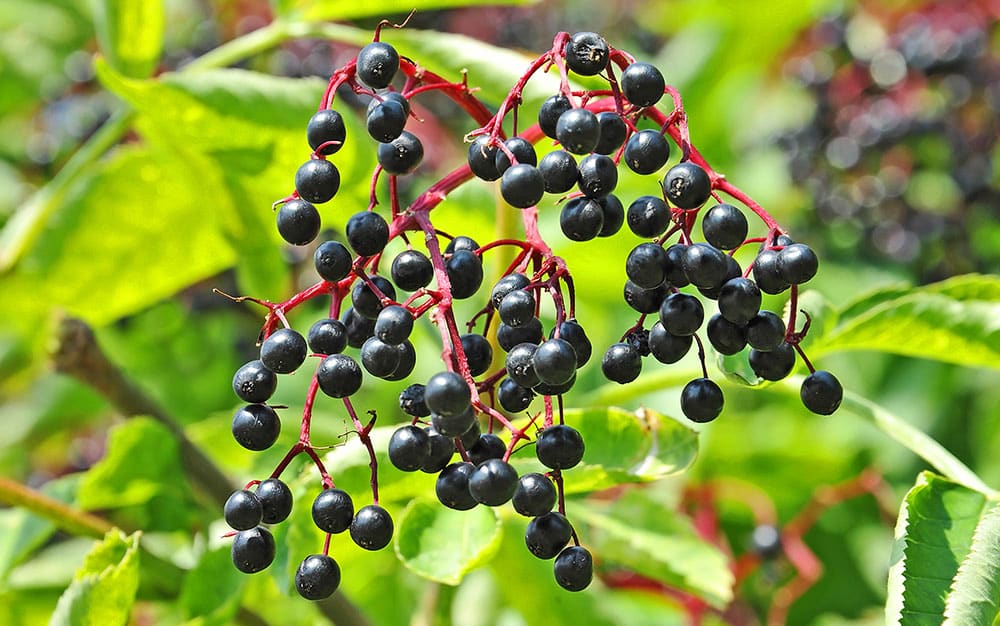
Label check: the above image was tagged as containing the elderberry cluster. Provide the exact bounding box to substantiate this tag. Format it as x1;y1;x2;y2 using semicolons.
223;26;842;600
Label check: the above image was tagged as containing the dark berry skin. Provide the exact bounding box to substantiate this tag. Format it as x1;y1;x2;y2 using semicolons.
662;161;711;209
536;424;585;470
505;342;539;388
664;244;691;287
753;248;790;295
525;512;573;559
351;275;396;320
295;554;341;600
751;524;783;559
231;527;275;574
539;150;578;194
445;236;479;254
388;425;431;472
374;305;413;345
497;318;544;351
346;211;389;257
276;199;320;245
749;343;797;381
682;242;730;290
421;427;456;473
399;383;430;418
356;42;399;89
626;242;669;289
533;338;578;386
314;240;352;283
778;243;819;285
501;164;545;209
432;407;476;439
468;459;519;506
316;353;363;398
699;254;742;300
307;109;346;155
707;314;748;355
623;280;669;314
366;98;407;142
594;111;628;154
624;130;669;175
458;420;481;450
499;289;536;327
377;131;423;175
460;333;493;377
564;32;609;76
801;370;843;415
659;293;705;336
225;490;262;531
627;195;671;237
295;159;340;204
232;404;281;451
513;473;557;517
468;433;506;466
577;153;618;199
494;137;537;174
560;197;604;242
538;94;573;139
490;273;531;308
602;342;642;384
681;378;724;423
435;462;478;510
343;307;376;349
702;204;749;250
467;136;500;181
256;478;293;524
533;373;576;397
350;504;393;550
497;378;535;412
308;318;347;355
621;62;665;107
383;340;416;381
746;311;786;351
556;108;600;155
718;278;762;326
312;488;354;534
446;249;484;299
554;546;593;591
597;194;624;237
648;322;693;364
260;328;307;374
233;360;277;404
391;249;434;291
550;319;592;367
369;91;410;117
424;371;471;417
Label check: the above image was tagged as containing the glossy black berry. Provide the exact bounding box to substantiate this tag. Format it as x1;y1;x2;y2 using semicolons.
556;108;600;155
681;378;724;423
345;211;389;257
457;420;482;451
225;490;262;531
495;137;537;174
800;370;843;415
554;546;593;591
356;41;399;89
276;199;321;245
497;318;544;351
351;275;396;320
594;111;628;154
295;159;340;204
374;305;413;345
350;504;393;550
577;153;618;198
260;328;307;374
662;161;711;209
316;353;363;398
256;478;293;524
648;322;692;364
295;554;341;600
366;97;407;142
436;462;478;510
564;32;609;76
445;235;479;254
232;404;281;451
749;343;796;381
307;109;346;156
682;243;730;290
307;318;346;355
702;204;748;250
360;336;400;378
490;273;531;308
343;307;376;348
313;240;352;283
752;248;790;295
468;433;506;466
718;278;762;326
597;194;624;237
233;360;277;403
538;94;573;139
746;311;786;351
626;242;669;289
378;131;423;175
460;333;493;377
751;524;782;559
560;197;604;242
707;314;748;355
501;164;545;209
664;244;691;287
467;136;500;181
421;427;456;473
231;527;275;574
424;371;470;417
627;195;670;237
539;150;578;193
312;488;354;534
391;249;434;291
513;473;556;517
505;342;540;388
368;91;410;117
778;243;819;285
624;130;669;175
533;373;577;397
469;459;519;506
659;293;704;336
533;338;578;386
446;249;484;299
602;342;642;384
536;424;584;470
399;383;430;418
499;289;536;327
497;378;535;412
621;62;665;107
384;340;416;381
388;424;431;472
699;254;742;300
550;319;592;367
525;512;573;559
623;280;669;314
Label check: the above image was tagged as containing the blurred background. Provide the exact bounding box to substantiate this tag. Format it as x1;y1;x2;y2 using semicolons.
1;0;998;624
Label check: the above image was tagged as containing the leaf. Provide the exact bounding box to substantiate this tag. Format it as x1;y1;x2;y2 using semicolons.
0;475;78;581
885;472;990;625
49;530;141;626
394;497;502;585
93;0;165;78
179;547;246;625
274;0;536;22
943;504;1000;625
813;274;1000;369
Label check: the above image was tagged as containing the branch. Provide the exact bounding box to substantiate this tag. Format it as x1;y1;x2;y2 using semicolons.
0;476;112;539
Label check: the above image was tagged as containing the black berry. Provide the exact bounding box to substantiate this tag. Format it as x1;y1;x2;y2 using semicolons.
594;111;627;154
800;370;843;415
648;322;693;364
225;490;262;531
627;195;671;237
468;458;519;506
680;378;724;423
662;161;711;209
316;353;363;398
621;62;665;107
391;249;434;291
356;41;399;89
556;108;600;155
346;211;389;257
702;204;748;250
436;462;477;510
232;404;282;451
424;371;471;417
538;94;573;139
560;197;604;241
659;292;704;336
374;305;413;345
460;333;493;377
231;526;275;574
539;150;578;193
494;137;537;174
312;488;354;534
533;338;578;386
260;328;307;374
577;153;618;198
306;109;346;156
378;131;423;175
602;342;642;384
749;343;797;381
536;424;585;470
467;136;500;181
388;425;431;472
497;378;535;412
295;554;341;600
233;360;277;404
350;504;393;550
564;32;609;76
276;199;321;245
554;546;593;591
525;512;573;559
513;473;557;517
314;240;352;283
501;164;545;209
256;478;293;524
295;159;340;204
624;130;669;174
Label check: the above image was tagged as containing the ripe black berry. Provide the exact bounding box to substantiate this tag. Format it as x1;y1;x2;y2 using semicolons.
491;273;531;308
445;236;479;254
295;554;341;600
436;462;478;510
577;153;618;198
627;195;671;237
702;204;748;250
391;249;434;291
746;311;786;351
312;488;354;534
594;112;627;154
621;62;665;108
233;360;277;403
659;292;704;336
306;109;346;156
560;197;604;241
383;340;416;381
366;98;407;142
494;137;537;174
564;32;609;76
460;333;493;377
602;342;642;384
346;211;389;257
505;342;540;388
295;159;340;204
316;353;363;398
533;373;577;397
681;378;724;423
513;473;557;517
497;377;535;412
662;161;711;209
378;131;423;175
225;490;262;531
313;240;352;283
648;322;693;364
351;275;396;320
597;194;624;237
556;108;600;155
350;504;393;550
399;383;430;418
624;130;669;175
500;164;545;209
231;527;275;574
663;244;691;287
307;318;347;355
525;512;573;559
468;458;519;506
446;249;484;299
497;318;543;351
276;199;321;245
538;150;578;193
707;314;748;355
749;343;796;381
536;424;585;470
554;546;593;591
356;41;399;89
778;243;819;285
467;136;500;181
374;305;413;345
800;370;843;415
468;433;506;466
361;337;400;378
232;404;281;451
421;427;456;473
499;289;536;327
256;478;293;524
538;94;573;139
424;371;471;417
682;242;730;290
718;278;761;326
533;338;578;386
388;425;431;472
626;242;669;289
550;319;592;367
260;328;307;374
343;307;376;348
752;248;790;295
751;524;782;559
623;280;669;314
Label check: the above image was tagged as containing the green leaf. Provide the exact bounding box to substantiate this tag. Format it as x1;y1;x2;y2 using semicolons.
814;274;1000;369
394;497;502;585
179;547;246;625
93;0;164;78
275;0;536;22
0;475;78;581
49;530;141;626
943;504;1000;625
886;472;990;625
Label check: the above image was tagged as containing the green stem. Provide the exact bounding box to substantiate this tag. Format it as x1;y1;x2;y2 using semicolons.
0;476;112;539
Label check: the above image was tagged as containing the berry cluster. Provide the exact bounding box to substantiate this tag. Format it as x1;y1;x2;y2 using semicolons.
223;24;840;599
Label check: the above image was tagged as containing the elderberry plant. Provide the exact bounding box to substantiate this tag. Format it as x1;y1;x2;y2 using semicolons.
222;22;841;600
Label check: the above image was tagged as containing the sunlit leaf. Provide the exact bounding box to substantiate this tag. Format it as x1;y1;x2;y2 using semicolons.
49;531;141;626
943;503;1000;625
93;0;164;78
